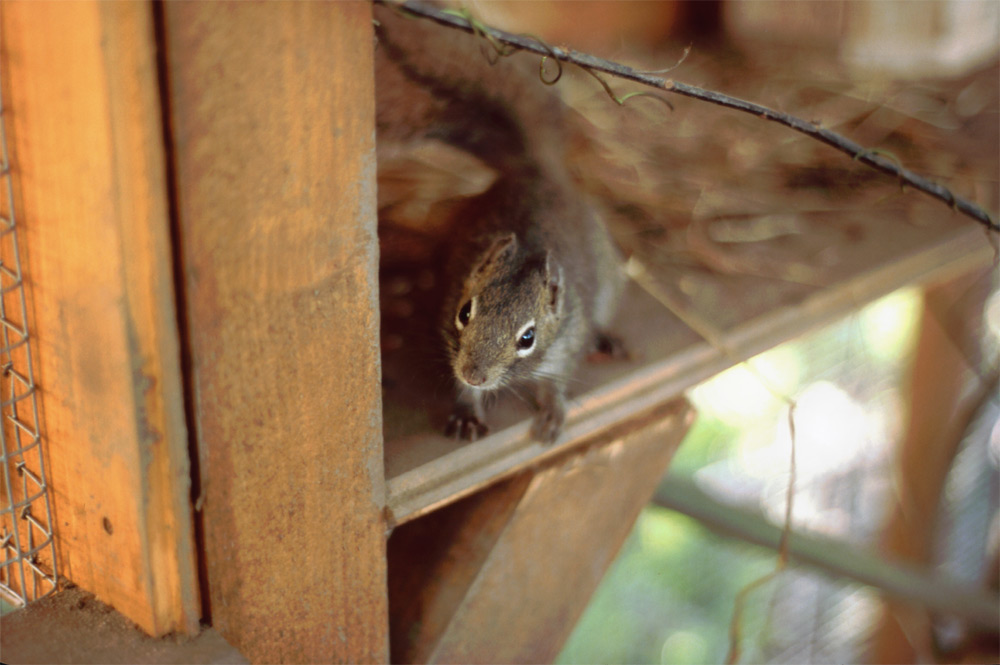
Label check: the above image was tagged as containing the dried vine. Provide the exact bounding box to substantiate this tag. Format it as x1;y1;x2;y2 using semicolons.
375;0;999;234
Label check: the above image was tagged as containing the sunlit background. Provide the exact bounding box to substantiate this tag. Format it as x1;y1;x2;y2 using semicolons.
559;287;999;663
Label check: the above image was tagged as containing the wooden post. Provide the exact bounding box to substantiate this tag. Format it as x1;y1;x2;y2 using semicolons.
162;2;388;662
0;1;200;636
872;268;993;663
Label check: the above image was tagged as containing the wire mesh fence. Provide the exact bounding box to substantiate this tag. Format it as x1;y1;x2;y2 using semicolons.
561;287;999;663
0;65;58;608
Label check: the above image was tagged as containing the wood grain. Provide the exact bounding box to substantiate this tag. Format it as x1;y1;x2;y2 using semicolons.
162;2;388;662
389;398;694;663
0;1;200;635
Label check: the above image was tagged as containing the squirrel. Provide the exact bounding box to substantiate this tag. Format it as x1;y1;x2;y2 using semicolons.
374;4;625;444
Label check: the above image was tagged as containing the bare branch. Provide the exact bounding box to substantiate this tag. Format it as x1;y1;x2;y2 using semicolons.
376;0;999;234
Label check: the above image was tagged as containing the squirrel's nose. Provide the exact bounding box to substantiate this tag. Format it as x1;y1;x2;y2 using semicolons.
460;363;487;386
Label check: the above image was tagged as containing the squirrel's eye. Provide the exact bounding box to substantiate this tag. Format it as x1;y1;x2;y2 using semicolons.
517;326;535;350
457;300;473;328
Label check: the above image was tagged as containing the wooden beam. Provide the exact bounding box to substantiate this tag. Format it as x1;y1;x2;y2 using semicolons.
389;398;693;663
872;268;995;664
384;219;993;527
162;2;388;662
0;1;200;635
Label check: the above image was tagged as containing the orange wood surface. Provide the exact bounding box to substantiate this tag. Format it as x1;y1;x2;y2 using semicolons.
872;268;994;664
389;398;694;663
162;2;389;662
0;1;200;636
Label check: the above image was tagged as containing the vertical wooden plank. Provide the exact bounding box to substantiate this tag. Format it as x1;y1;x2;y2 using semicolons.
162;2;388;662
872;269;992;664
389;399;694;664
0;1;200;635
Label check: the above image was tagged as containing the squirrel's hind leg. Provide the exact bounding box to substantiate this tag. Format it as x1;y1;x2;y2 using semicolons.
587;331;629;363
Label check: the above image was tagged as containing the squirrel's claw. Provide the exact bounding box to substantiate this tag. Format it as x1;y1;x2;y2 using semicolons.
445;411;489;441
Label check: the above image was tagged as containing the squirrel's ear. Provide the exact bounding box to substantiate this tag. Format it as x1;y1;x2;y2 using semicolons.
377;139;499;233
545;251;563;314
473;233;517;277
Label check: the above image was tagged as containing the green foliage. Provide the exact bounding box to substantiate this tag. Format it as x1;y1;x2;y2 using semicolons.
557;507;775;664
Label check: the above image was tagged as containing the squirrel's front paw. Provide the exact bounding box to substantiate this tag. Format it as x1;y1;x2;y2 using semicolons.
531;401;565;444
445;409;489;441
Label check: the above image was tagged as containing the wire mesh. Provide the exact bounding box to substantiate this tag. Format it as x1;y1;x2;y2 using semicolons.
560;291;941;663
0;59;58;608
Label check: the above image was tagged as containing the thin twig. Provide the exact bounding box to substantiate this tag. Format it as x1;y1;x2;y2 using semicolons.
726;567;781;665
721;404;796;663
626;256;799;664
375;0;999;234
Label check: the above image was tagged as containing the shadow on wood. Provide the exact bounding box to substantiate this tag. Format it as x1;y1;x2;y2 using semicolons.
388;397;694;664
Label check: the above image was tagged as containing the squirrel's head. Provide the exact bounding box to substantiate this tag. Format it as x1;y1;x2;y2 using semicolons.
444;233;564;391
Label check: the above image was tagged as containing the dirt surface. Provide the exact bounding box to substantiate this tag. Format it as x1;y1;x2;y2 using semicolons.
0;588;246;665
